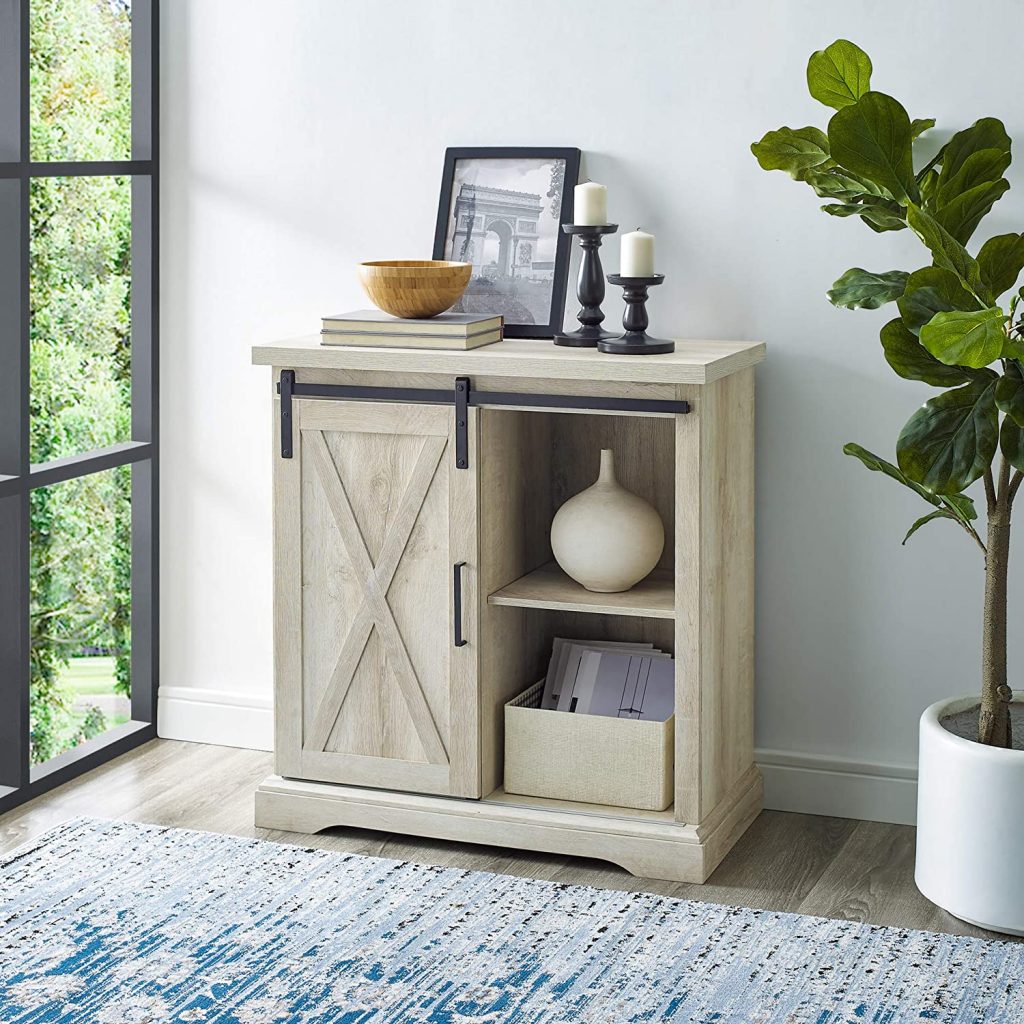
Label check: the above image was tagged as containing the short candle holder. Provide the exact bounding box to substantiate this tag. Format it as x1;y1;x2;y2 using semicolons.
553;223;619;347
601;274;674;355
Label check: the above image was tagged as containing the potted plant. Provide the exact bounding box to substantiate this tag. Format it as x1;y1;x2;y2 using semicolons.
753;40;1024;934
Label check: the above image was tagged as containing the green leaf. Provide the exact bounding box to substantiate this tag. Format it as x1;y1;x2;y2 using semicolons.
920;308;1008;368
902;492;978;542
918;167;941;206
806;39;872;110
1001;416;1024;472
977;233;1024;298
827;268;908;309
944;492;979;522
751;126;831;180
821;203;868;217
936;148;1011;207
911;117;936;140
807;167;890;200
995;363;1024;426
933;178;1010;245
880;317;977;386
857;202;909;232
820;199;906;232
896;375;999;493
828;92;918;203
1005;337;1024;362
845;443;979;542
902;509;958;545
897;266;979;334
906;205;988;300
940;118;1011;183
842;442;943;506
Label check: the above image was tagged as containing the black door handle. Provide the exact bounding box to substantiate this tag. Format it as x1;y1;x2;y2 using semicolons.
453;561;467;648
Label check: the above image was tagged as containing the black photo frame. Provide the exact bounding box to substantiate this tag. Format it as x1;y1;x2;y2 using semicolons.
433;147;581;339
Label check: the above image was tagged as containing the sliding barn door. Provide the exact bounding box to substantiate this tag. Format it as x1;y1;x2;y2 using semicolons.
274;398;479;798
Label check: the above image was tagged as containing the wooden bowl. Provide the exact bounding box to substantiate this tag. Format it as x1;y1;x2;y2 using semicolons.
358;260;472;319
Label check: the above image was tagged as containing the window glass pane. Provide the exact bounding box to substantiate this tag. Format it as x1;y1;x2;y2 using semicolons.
30;0;132;162
30;175;132;464
30;466;132;765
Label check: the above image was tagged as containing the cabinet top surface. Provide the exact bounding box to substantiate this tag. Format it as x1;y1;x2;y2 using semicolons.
252;336;765;385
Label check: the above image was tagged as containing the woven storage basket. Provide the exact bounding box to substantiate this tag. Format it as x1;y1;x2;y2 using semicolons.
503;680;673;811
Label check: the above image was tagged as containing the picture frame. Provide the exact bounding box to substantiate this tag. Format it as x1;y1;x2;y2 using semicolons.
433;147;581;339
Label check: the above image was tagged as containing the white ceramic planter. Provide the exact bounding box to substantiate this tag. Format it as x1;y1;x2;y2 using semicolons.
916;693;1024;935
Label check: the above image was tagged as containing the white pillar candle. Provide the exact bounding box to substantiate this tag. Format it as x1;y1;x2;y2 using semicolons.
574;182;608;226
620;229;655;277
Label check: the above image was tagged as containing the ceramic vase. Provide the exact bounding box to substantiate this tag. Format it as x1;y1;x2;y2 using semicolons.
551;449;665;593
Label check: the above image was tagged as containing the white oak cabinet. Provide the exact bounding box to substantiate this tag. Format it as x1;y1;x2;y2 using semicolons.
253;337;765;883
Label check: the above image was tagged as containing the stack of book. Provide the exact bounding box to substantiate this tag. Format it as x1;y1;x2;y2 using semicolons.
540;637;674;722
320;310;503;350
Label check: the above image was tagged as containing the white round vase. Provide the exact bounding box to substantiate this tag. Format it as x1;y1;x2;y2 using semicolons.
916;693;1024;935
550;449;664;593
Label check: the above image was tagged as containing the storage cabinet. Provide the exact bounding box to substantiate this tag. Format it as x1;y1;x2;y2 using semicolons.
253;337;765;883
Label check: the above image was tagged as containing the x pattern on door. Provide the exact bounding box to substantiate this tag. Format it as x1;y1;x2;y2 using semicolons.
303;429;449;765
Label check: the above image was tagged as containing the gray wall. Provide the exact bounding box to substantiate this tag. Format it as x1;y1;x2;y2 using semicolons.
159;0;1021;816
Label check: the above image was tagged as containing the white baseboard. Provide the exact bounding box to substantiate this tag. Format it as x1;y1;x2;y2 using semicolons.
157;686;273;751
154;693;918;826
756;748;917;826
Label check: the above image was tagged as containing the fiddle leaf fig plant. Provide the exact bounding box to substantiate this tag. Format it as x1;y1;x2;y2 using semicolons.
753;39;1023;748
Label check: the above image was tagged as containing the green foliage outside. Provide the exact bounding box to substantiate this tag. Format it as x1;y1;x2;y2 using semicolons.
753;40;1023;748
28;0;133;764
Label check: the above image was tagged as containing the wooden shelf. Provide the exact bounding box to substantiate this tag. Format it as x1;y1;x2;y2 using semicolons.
487;562;675;619
483;785;677;824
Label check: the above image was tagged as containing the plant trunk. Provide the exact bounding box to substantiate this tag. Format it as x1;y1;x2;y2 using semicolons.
979;506;1013;747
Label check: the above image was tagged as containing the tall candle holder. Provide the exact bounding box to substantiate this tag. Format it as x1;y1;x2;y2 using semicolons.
601;274;674;355
553;223;619;347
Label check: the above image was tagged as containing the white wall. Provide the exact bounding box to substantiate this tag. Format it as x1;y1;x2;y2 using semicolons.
158;0;1022;822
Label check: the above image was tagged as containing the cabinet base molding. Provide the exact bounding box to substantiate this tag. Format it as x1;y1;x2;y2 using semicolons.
254;767;763;884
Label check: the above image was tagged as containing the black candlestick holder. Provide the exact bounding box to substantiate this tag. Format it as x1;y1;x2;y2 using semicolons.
601;274;674;355
553;223;619;347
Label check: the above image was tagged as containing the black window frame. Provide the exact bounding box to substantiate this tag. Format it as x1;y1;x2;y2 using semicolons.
0;0;159;811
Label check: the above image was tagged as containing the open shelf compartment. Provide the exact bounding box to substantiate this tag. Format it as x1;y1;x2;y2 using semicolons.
488;561;675;619
477;405;679;819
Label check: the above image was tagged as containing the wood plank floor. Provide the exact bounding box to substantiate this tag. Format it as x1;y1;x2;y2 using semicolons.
0;738;1007;941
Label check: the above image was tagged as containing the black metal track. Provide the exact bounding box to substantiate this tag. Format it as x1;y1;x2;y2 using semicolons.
277;372;690;464
279;378;690;414
468;390;689;415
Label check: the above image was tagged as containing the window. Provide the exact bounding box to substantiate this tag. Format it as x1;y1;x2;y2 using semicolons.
0;0;158;810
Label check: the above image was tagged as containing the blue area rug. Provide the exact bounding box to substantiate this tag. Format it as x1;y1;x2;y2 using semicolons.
0;819;1021;1022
